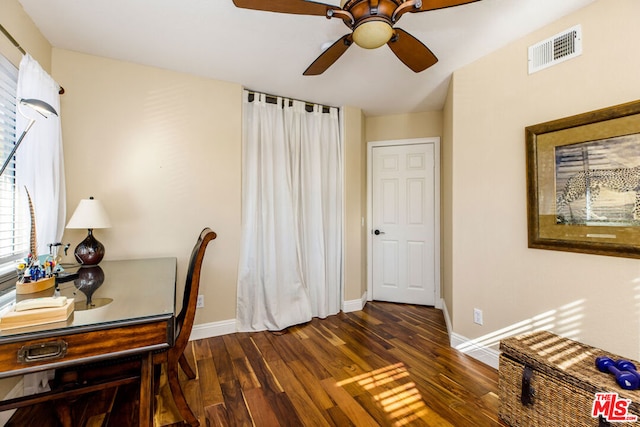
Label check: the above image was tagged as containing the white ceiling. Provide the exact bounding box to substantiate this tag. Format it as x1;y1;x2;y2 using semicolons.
18;0;595;116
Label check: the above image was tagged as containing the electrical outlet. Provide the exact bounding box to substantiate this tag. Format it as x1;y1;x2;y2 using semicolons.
473;308;483;325
197;295;204;308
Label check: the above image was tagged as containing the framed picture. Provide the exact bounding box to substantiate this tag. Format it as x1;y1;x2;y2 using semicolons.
526;100;640;258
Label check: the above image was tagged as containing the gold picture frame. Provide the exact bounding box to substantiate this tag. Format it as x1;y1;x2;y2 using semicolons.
526;100;640;258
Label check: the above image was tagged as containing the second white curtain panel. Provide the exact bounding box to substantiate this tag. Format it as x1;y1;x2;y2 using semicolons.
237;92;342;332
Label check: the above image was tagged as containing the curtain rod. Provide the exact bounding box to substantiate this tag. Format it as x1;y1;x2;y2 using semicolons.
245;89;336;112
0;23;65;95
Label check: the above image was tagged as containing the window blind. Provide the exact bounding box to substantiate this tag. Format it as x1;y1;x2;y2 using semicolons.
0;54;29;282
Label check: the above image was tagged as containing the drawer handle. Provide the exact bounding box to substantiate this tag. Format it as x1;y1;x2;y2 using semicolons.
17;341;68;363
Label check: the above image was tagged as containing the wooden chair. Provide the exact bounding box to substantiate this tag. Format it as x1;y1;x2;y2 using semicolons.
52;228;216;426
153;227;216;426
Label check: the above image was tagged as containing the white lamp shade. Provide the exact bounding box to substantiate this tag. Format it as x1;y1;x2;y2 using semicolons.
66;198;112;229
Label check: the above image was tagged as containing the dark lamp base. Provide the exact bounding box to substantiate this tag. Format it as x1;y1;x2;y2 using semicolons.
75;229;105;266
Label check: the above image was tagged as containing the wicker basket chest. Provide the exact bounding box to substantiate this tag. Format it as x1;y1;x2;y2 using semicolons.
499;331;640;426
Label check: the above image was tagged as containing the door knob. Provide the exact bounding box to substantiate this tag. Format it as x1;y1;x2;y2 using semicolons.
374;229;385;235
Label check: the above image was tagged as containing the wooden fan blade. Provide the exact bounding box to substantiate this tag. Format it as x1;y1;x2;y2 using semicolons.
232;0;338;16
413;0;480;13
387;28;437;73
303;34;353;75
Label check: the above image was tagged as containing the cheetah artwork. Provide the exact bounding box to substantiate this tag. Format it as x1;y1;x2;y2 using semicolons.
556;165;640;224
554;134;640;225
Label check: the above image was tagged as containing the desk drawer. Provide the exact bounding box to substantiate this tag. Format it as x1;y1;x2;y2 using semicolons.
0;320;169;374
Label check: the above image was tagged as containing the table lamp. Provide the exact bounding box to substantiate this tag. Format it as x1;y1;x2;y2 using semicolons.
0;98;58;176
66;197;112;266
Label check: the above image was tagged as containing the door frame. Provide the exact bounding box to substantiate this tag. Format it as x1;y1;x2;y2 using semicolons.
366;137;441;308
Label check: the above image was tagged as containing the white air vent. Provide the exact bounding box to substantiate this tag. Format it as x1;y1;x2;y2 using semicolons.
528;25;582;74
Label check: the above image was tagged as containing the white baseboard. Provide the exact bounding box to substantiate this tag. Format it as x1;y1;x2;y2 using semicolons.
440;298;500;369
343;292;367;313
189;294;368;341
450;332;500;369
189;318;236;341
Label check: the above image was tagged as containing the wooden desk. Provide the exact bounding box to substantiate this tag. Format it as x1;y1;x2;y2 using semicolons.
0;257;177;426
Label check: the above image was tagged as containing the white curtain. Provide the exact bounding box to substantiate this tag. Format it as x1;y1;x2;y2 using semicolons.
16;54;66;257
237;92;343;332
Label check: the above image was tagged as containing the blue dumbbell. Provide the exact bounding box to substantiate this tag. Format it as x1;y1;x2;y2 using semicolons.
596;356;640;390
615;360;640;383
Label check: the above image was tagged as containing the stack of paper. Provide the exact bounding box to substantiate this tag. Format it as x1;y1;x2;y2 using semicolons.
0;297;74;330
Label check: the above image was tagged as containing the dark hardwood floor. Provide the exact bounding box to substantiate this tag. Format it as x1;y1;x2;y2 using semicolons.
7;302;507;426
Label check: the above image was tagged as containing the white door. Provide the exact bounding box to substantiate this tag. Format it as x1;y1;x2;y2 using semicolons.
371;142;437;305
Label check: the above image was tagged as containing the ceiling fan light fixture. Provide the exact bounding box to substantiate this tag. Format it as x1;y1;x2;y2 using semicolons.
352;20;393;49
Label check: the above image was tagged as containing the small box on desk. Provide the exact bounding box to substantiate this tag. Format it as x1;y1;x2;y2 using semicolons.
499;331;640;426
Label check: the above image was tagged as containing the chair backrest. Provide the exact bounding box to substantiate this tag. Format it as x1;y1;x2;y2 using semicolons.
173;228;216;352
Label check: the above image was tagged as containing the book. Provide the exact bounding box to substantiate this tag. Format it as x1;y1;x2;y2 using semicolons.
0;298;74;330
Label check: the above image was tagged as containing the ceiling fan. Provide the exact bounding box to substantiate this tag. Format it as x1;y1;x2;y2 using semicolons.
232;0;479;75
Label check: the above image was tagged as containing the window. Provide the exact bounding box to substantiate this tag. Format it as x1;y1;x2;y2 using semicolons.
0;53;29;287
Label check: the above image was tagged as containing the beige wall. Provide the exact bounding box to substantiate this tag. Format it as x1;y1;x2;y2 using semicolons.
0;0;50;69
343;106;367;301
442;80;455;320
366;111;443;142
53;49;243;324
447;0;640;357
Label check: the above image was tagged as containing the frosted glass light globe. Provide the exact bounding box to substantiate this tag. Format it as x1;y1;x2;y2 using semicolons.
353;20;393;49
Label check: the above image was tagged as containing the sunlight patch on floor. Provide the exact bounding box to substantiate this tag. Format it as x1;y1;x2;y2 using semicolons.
337;363;431;426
